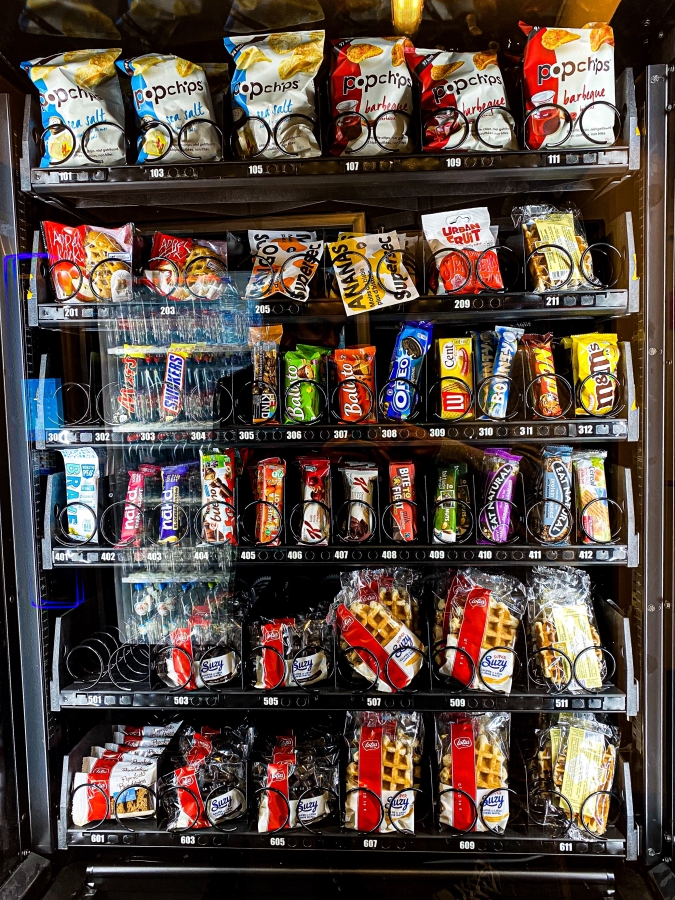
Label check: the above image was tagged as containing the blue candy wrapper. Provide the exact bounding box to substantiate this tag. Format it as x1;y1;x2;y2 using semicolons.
541;445;573;543
483;325;523;419
382;321;433;420
159;463;194;544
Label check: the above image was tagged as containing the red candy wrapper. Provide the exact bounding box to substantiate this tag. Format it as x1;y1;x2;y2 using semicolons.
333;346;377;423
118;471;144;547
389;462;416;542
298;457;331;545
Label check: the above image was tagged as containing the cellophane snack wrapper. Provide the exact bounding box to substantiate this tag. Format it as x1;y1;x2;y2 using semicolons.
405;47;517;152
143;232;228;301
253;729;340;832
246;232;324;301
520;22;615;150
329;37;414;157
43;220;133;302
436;712;510;832
422;208;503;295
433;569;526;693
527;566;605;692
513;204;595;292
345;711;423;833
331;568;424;692
249;607;331;689
328;233;419;315
119;54;220;164
225;32;324;159
22;49;126;168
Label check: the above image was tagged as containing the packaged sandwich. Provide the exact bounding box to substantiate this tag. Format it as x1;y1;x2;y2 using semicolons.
345;711;423;833
225;32;324;159
520;23;616;150
528;566;605;692
422;208;504;295
43;221;133;303
329;38;414;157
406;47;517;153
436;712;510;832
22;49;126;167
433;569;526;693
249;609;331;689
119;54;221;164
561;333;620;416
329;233;419;315
573;450;612;543
514;204;594;292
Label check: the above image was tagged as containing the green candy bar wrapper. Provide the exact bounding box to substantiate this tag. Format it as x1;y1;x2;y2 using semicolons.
433;465;469;543
284;345;324;424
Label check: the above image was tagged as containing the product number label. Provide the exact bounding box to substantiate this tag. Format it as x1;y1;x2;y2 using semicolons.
239;431;255;441
345;161;359;172
150;168;165;178
478;550;492;560
381;429;397;438
94;432;110;442
547;154;561;165
559;842;573;852
255;305;271;314
160;306;176;316
448;698;466;707
101;552;116;562
518;427;533;436
242;551;256;560
545;295;560;306
382;551;397;560
429;428;445;438
190;432;207;442
366;697;381;707
446;158;462;168
555;699;569;708
249;165;264;175
194;551;208;561
429;550;445;560
454;298;470;309
459;840;475;850
147;552;161;561
335;430;348;439
90;834;105;843
139;433;156;441
287;431;302;440
288;550;302;560
54;552;66;562
174;696;189;705
270;837;285;846
478;427;493;437
87;695;102;705
180;835;195;844
528;550;542;560
263;696;279;706
335;550;348;560
579;550;594;560
363;839;378;848
578;425;593;435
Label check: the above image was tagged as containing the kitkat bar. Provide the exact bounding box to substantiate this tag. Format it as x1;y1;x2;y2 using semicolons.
255;458;285;545
389;462;416;542
333;346;377;423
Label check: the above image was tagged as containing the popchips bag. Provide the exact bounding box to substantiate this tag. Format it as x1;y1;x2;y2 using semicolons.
119;54;220;164
225;32;324;159
405;47;517;152
520;22;616;150
329;37;414;157
22;49;126;167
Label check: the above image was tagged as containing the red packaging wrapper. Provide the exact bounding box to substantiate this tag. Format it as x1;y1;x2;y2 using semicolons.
521;333;563;418
298;457;331;545
118;471;144;547
43;221;133;302
333;346;376;423
256;458;286;546
389;462;416;542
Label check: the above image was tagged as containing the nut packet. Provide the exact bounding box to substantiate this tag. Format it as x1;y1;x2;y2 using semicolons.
225;32;324;159
22;49;126;167
405;47;517;153
249;325;283;424
561;333;620;416
513;204;594;292
246;235;324;302
572;449;612;543
520;23;616;151
422;208;504;295
328;233;419;315
433;569;526;693
329;37;414;157
118;54;220;164
345;711;423;833
436;712;511;832
527;566;605;692
43;221;133;302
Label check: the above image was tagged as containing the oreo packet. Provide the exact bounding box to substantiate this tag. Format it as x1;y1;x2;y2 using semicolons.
119;54;220;164
225;32;324;160
22;49;126;168
381;321;433;421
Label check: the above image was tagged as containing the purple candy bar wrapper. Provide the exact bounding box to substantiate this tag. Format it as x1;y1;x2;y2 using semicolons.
159;463;193;543
478;448;522;543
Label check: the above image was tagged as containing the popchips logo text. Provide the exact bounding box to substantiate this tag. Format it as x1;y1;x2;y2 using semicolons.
537;57;611;85
134;78;205;109
432;72;503;103
343;71;411;93
234;79;300;98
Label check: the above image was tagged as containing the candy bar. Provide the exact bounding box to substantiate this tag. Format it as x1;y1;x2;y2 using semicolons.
437;337;473;420
118;471;145;547
342;463;378;541
389;462;416;542
250;326;283;424
473;330;495;384
159;463;193;544
382;321;433;421
522;333;563;417
200;449;236;545
298;457;331;545
59;448;99;543
561;333;620;416
540;445;573;543
284;345;325;424
161;345;189;421
433;465;470;544
333;346;377;423
479;449;522;544
256;458;285;546
482;326;523;420
572;450;611;543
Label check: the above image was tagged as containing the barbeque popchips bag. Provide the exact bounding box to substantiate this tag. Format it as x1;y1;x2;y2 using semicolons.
22;49;126;168
225;32;324;159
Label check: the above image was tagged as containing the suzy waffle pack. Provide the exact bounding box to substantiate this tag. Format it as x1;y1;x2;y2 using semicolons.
249;609;331;689
345;711;423;833
433;569;526;694
436;712;510;833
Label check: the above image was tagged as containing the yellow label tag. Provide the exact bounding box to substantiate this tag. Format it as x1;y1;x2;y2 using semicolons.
560;726;605;815
551;606;602;689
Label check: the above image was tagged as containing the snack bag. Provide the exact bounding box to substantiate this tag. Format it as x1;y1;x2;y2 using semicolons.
333;346;377;423
329;38;414;157
561;333;620;416
389;462;416;542
143;232;228;300
59;448;99;542
480;326;523;419
382;321;433;420
572;449;612;543
246;234;324;302
199;449;236;545
255;457;285;545
119;54;220;164
345;711;423;833
341;463;378;541
478;448;522;544
528;566;605;692
284;345;327;424
22;50;126;168
298;457;331;544
329;233;419;315
43;221;133;302
422;208;504;295
520;22;616;150
537;445;573;544
437;337;473;420
405;48;517;152
436;712;510;832
250;610;331;689
225;32;324;159
513;204;595;292
433;569;526;693
433;465;471;543
249;325;283;424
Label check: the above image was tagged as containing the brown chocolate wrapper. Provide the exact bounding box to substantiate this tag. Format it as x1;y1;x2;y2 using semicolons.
255;457;285;545
522;333;563;418
342;463;378;540
298;457;331;545
389;462;416;542
250;326;283;424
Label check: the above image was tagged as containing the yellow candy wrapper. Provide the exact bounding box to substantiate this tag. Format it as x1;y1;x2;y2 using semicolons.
562;333;619;416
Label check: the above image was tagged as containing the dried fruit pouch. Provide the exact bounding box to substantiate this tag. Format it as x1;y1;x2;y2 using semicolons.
119;54;220;163
225;32;324;159
520;22;615;150
329;233;419;315
405;47;517;152
329;38;414;157
22;49;126;167
421;208;503;295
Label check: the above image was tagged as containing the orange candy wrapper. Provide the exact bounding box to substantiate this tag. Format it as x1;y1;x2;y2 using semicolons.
333;346;377;423
522;334;563;418
255;458;286;546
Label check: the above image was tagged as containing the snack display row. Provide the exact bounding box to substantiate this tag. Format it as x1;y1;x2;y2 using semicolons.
25;24;617;169
55;445;617;550
68;713;619;840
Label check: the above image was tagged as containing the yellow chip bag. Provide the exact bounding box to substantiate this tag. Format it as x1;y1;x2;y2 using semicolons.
561;333;619;416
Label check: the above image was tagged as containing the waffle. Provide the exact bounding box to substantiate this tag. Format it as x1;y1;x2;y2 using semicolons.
352;601;401;646
581;745;616;835
113;787;150;816
382;734;412;791
475;733;505;790
534;616;603;686
379;586;412;630
537;739;553;783
482;602;519;650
